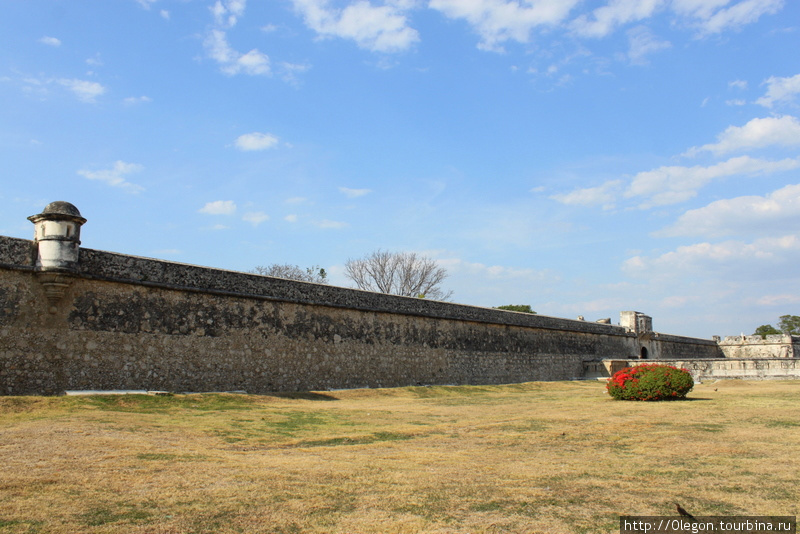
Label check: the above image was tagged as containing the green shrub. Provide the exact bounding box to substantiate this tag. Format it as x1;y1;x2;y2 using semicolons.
606;363;693;401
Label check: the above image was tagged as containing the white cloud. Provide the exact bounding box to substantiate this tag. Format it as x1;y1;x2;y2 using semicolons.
685;115;800;156
279;61;312;84
433;254;560;310
755;73;800;108
626;155;800;207
77;161;144;193
123;95;152;105
571;0;663;38
211;0;247;28
756;293;800;306
568;0;782;40
729;79;748;90
626;25;671;65
623;234;800;280
316;219;349;229
58;78;106;103
204;2;270;76
430;0;579;51
86;54;103;67
160;10;170;20
236;48;271;75
205;34;240;66
235;132;279;151
243;211;270;225
204;30;271;76
284;214;299;222
292;0;420;52
339;187;372;198
39;36;61;47
694;0;783;34
657;183;800;238
199;200;237;215
550;180;623;209
439;257;553;281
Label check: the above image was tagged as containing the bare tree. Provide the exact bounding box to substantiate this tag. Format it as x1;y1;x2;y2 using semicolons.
344;250;452;300
252;264;328;284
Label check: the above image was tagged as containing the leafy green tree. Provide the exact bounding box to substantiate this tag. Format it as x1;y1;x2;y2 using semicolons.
252;264;328;284
495;305;536;314
778;315;800;335
754;324;781;338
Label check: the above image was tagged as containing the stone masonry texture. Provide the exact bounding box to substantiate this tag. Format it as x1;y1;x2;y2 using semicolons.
1;235;723;395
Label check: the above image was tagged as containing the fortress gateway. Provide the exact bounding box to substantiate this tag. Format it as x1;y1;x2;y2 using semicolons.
1;202;798;395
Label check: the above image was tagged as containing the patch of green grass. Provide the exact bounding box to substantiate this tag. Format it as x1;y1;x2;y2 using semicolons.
135;452;207;461
296;431;416;448
469;500;510;512
268;410;337;436
764;419;800;428
689;422;726;432
78;504;154;527
393;499;451;521
499;419;549;432
185;507;243;534
758;486;797;501
268;523;303;534
209;409;349;444
72;393;259;414
0;519;45;533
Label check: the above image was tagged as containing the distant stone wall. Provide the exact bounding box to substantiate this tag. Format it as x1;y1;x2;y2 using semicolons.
718;335;799;359
643;333;721;360
591;359;800;381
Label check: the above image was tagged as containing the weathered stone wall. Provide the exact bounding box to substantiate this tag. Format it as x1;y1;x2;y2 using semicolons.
643;333;721;360
0;234;728;395
718;335;799;358
591;359;800;381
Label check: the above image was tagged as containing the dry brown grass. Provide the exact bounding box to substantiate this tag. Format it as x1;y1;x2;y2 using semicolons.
1;380;798;534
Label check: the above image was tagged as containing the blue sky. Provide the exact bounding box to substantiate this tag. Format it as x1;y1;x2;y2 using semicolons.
1;0;799;339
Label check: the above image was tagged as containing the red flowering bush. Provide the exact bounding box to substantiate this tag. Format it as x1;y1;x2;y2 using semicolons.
606;363;693;401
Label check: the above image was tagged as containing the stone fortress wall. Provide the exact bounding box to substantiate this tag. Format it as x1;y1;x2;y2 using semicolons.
0;202;724;395
0;202;796;395
717;334;800;359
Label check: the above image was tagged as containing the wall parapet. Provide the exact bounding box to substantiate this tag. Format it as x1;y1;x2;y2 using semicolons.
719;334;798;345
0;236;34;270
718;333;799;358
0;234;630;337
649;332;719;347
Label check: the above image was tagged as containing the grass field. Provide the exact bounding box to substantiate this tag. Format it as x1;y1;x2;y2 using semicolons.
1;379;798;533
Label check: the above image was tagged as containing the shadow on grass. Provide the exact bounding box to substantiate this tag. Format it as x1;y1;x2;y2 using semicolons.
266;392;339;401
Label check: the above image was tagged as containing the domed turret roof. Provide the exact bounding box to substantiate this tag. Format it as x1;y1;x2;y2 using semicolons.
28;201;87;224
42;201;84;218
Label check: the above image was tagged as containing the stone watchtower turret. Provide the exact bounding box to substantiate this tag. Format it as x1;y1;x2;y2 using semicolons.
27;201;87;312
28;201;87;272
